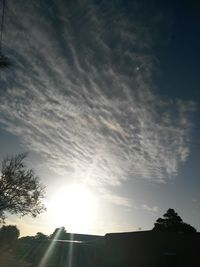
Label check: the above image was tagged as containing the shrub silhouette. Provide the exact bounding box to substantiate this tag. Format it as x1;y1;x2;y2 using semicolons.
153;208;196;233
0;225;20;249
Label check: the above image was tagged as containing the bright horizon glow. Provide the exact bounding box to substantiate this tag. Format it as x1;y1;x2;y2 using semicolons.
49;184;98;233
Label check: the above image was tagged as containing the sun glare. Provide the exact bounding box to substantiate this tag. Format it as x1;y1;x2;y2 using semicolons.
49;184;98;233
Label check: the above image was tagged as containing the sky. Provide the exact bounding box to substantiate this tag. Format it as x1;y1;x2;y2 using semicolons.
0;0;200;237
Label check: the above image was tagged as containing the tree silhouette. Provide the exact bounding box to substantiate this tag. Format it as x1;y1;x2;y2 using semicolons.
0;225;20;248
0;153;46;223
50;227;67;240
35;232;48;240
153;208;196;233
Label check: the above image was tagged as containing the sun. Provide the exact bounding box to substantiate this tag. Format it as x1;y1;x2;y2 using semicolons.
49;184;98;233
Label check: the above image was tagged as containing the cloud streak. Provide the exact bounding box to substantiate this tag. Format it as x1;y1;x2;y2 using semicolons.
0;0;196;192
142;204;158;214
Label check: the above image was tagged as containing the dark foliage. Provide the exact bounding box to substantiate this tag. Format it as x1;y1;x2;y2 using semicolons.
35;232;48;240
0;153;46;223
50;227;67;239
0;225;20;248
153;208;196;233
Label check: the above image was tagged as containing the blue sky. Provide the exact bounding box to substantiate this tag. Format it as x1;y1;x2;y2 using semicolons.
0;0;200;236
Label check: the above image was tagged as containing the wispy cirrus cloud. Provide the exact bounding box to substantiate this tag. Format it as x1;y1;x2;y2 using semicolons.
100;188;132;208
142;204;159;214
0;0;196;195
